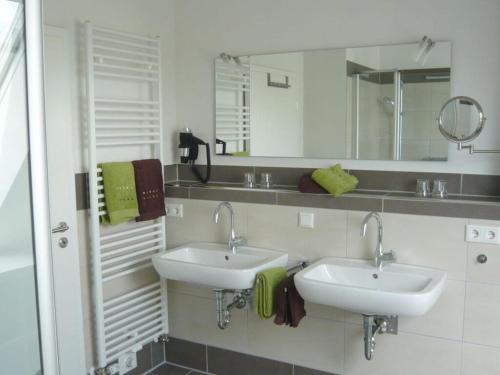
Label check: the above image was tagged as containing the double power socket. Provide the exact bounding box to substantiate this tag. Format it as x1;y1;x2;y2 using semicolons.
466;224;500;244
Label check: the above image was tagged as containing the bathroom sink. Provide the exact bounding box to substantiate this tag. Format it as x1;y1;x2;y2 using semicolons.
152;242;288;290
294;257;447;316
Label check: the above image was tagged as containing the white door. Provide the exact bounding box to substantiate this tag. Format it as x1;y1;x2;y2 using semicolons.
44;26;87;374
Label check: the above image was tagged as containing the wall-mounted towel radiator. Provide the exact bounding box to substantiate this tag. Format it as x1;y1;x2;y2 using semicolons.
85;22;168;373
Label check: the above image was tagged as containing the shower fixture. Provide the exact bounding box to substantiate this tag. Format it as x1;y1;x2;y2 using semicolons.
414;36;435;66
379;96;395;114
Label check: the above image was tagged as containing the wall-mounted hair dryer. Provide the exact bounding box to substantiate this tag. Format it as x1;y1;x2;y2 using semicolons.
178;128;211;184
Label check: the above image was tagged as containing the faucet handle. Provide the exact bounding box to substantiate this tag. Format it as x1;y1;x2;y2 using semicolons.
382;250;397;262
231;236;247;247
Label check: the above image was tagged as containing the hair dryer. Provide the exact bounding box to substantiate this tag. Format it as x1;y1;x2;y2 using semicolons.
178;128;211;184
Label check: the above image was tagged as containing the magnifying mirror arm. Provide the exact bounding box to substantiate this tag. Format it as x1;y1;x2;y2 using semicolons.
458;142;500;154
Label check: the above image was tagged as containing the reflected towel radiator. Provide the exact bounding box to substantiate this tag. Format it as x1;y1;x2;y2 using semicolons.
85;22;168;373
215;56;251;153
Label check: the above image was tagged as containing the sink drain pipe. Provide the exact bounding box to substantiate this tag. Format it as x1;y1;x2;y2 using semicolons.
363;315;398;360
214;289;252;329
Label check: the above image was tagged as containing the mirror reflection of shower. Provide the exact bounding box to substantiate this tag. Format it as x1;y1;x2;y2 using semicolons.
379;97;395;115
351;66;450;161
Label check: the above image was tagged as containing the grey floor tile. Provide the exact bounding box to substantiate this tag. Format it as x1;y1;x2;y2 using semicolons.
207;346;292;375
294;365;337;375
152;363;191;375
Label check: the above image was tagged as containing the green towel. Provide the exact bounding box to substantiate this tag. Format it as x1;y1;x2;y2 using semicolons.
312;164;358;197
255;267;288;319
232;151;250;157
99;162;140;225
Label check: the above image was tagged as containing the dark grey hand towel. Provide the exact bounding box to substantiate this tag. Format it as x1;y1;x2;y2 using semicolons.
274;274;306;328
132;159;166;222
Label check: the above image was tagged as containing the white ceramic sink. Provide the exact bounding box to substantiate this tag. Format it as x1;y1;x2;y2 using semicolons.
152;242;288;290
294;257;447;316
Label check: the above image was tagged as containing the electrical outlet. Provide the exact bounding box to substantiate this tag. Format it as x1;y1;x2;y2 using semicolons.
118;352;137;374
466;224;500;244
166;203;183;218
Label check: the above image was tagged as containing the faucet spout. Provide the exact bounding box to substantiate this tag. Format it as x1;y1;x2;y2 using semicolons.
213;202;246;253
360;212;395;269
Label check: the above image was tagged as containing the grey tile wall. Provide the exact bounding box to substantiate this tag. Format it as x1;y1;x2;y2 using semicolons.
164;164;179;183
75;172;89;211
92;341;167;375
164;337;338;375
349;169;461;194
461;174;500;196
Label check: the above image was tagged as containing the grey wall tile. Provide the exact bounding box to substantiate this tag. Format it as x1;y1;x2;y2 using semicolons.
294;365;338;375
190;187;276;204
349;170;461;194
254;166;315;187
178;164;254;183
151;340;166;367
165;185;190;199
164;164;178;182
383;198;500;219
165;338;207;371
75;172;89;210
207;346;292;375
277;192;383;212
462;174;500;197
128;343;152;375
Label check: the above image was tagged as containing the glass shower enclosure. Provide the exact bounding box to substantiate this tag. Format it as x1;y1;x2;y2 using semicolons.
0;1;43;373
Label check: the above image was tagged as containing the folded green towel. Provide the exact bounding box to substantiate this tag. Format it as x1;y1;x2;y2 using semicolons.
99;162;140;225
312;164;358;197
232;151;250;157
255;267;288;319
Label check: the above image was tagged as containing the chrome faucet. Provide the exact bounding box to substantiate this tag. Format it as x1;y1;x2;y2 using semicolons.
360;212;396;270
213;202;247;253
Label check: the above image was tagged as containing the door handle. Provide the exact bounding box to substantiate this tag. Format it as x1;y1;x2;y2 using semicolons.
52;221;69;234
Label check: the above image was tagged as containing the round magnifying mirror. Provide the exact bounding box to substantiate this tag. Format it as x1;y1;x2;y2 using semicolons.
438;96;486;144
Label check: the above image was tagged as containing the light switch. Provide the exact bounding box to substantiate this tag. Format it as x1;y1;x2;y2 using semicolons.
299;212;314;229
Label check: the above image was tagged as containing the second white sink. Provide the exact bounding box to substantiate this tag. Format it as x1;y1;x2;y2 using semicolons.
294;257;447;316
152;242;288;290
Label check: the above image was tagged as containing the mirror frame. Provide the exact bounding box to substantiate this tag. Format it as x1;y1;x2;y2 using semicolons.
438;96;486;144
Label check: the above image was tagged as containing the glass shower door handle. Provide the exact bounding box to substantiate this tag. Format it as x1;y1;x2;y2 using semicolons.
51;221;69;233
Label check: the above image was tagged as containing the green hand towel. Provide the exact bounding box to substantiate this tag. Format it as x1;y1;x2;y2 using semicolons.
232;151;250;157
255;267;288;319
312;164;359;197
99;162;140;225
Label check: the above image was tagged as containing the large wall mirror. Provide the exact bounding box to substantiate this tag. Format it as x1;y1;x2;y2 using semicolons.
215;41;451;161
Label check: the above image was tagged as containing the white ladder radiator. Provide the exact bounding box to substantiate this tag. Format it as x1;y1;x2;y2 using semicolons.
85;22;168;373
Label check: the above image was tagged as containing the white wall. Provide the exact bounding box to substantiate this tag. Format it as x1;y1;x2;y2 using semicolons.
43;0;177;170
173;0;500;174
166;197;500;375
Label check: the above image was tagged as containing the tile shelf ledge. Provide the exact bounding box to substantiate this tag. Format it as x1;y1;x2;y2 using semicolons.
165;181;500;220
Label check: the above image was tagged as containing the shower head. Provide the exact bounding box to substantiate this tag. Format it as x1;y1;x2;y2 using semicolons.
379;97;395;114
